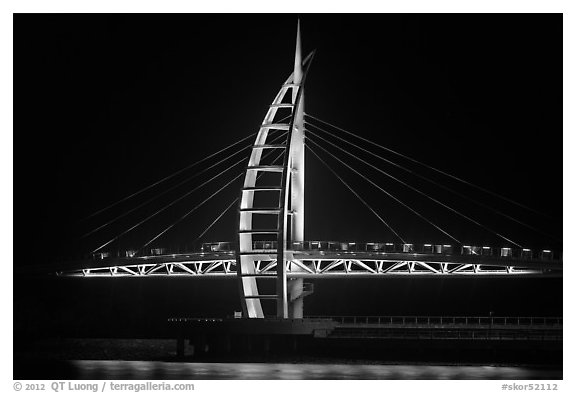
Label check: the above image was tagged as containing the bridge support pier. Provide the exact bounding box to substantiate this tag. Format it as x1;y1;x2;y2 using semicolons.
193;334;209;355
224;334;232;354
291;335;300;353
263;336;271;356
176;336;185;358
288;278;304;318
238;334;253;354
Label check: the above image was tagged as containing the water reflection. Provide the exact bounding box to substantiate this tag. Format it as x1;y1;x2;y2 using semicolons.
72;360;561;380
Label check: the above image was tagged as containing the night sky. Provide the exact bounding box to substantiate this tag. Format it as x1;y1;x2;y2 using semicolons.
15;14;562;261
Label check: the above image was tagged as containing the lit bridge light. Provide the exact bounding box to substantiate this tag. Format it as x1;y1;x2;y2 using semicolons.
57;241;562;278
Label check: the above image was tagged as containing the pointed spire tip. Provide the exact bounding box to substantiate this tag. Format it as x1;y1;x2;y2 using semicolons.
294;18;303;84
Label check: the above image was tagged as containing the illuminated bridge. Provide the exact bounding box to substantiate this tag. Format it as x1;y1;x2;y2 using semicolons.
62;241;560;279
53;21;562;320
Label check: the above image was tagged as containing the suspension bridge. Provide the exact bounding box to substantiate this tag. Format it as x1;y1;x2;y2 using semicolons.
52;20;562;321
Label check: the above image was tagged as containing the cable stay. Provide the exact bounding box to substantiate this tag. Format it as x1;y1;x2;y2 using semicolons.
139;138;288;251
193;197;239;245
306;138;460;244
305;113;554;220
81;131;257;221
306;122;559;242
135;173;245;256
86;127;288;243
81;143;254;239
82;115;292;223
307;131;523;248
193;139;287;244
91;161;247;253
306;145;406;244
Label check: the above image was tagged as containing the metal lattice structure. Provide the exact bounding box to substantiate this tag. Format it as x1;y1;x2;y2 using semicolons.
59;241;562;278
60;253;561;278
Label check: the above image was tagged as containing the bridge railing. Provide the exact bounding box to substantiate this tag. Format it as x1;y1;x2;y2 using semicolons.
88;241;561;263
305;315;563;328
289;241;560;262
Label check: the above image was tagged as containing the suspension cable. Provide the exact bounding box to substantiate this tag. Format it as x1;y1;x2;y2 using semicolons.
308;131;523;248
135;173;244;255
305;113;553;220
307;145;406;244
91;160;247;253
306;137;460;244
81;143;254;239
82;131;258;221
306;122;558;241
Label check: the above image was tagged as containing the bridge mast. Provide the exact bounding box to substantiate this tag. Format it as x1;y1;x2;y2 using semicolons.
286;20;306;318
291;20;305;243
236;20;313;319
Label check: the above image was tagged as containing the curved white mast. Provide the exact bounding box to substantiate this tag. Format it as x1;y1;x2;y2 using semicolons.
236;20;313;318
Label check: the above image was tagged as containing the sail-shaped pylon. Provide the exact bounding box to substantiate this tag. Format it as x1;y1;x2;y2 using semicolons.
236;21;314;318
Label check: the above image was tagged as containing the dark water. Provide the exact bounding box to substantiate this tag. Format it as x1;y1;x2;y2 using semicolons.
70;360;561;380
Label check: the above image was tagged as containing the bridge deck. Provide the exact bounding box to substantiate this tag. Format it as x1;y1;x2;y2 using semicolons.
31;242;561;278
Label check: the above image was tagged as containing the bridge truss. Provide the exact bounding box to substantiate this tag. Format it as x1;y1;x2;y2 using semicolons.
59;246;561;278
